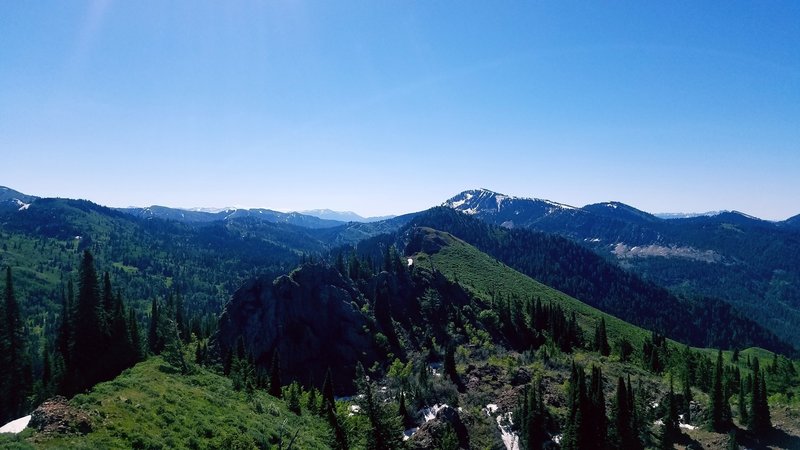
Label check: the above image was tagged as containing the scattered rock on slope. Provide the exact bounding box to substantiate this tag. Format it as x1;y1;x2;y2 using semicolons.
29;396;91;435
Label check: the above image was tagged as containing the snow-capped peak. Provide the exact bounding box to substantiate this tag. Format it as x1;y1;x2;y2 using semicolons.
443;189;578;214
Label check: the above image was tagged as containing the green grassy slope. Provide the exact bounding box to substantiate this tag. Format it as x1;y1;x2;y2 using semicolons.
410;228;652;348
14;358;331;450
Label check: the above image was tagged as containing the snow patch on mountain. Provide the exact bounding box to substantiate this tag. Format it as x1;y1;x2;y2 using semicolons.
495;194;508;210
543;199;577;210
443;189;578;215
654;211;723;219
0;415;30;434
14;199;30;211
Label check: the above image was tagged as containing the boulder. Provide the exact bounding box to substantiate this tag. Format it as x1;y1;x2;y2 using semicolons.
29;396;91;435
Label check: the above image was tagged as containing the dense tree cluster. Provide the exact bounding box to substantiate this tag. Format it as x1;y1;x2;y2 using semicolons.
515;377;550;449
0;267;30;423
747;357;772;434
562;364;608;449
55;251;142;396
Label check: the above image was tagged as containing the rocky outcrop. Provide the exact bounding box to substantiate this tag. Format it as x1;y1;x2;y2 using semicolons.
29;396;91;435
407;405;469;450
216;263;381;393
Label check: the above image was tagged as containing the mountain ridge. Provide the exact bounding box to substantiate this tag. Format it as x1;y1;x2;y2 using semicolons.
441;188;800;348
299;208;396;223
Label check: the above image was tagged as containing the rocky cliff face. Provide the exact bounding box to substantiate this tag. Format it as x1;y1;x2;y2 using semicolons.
216;263;381;393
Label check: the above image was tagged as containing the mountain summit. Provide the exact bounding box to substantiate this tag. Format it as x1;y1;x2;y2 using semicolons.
442;188;581;228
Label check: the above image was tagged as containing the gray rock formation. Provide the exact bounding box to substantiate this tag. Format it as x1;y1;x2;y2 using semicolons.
216;263;380;393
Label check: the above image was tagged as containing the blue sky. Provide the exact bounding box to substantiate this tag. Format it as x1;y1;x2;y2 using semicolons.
2;2;798;219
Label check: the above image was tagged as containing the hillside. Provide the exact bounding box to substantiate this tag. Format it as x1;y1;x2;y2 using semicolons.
0;357;332;449
409;227;652;348
404;207;794;355
443;189;800;348
0;197;320;325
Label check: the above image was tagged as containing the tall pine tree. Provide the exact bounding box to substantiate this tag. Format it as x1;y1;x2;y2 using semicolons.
72;251;106;393
594;317;610;356
748;357;771;433
588;365;608;449
1;266;28;421
709;349;728;431
611;376;642;450
147;297;161;354
269;351;282;398
517;377;549;449
738;379;748;425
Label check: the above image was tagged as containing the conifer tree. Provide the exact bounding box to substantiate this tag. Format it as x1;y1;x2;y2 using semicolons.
175;289;186;343
54;280;74;394
594;317;610;356
1;266;27;419
147;297;161;354
101;271;114;327
321;368;336;415
611;376;641;450
710;349;728;431
56;281;73;370
355;362;403;450
563;363;590;450
128;309;142;361
517;377;548;449
682;368;693;423
320;368;347;450
664;377;680;440
626;375;636;429
286;381;302;415
443;342;459;387
658;379;680;450
748;357;771;433
738;379;748;425
758;375;771;431
749;359;760;432
335;252;346;277
72;251;105;393
162;319;189;374
589;365;608;449
42;343;52;392
269;351;282;398
108;292;131;374
306;386;318;414
398;392;414;429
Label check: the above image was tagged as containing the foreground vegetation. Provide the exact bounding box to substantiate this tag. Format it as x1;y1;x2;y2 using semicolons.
1;357;331;449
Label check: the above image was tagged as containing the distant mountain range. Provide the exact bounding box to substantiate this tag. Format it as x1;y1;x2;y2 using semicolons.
3;184;800;347
119;205;345;229
119;206;396;227
298;209;396;223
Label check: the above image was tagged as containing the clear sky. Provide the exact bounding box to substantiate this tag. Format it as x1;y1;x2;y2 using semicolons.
2;2;798;219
